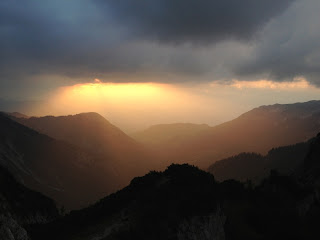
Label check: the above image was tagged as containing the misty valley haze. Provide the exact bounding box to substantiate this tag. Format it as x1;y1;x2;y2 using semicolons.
1;100;320;239
1;0;320;239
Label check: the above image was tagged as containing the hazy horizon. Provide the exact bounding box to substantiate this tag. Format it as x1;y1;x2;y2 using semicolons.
1;0;320;132
2;80;320;132
2;1;320;238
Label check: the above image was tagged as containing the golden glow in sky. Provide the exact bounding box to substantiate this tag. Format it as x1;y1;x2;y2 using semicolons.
41;80;214;131
29;78;320;132
50;81;188;113
70;81;165;103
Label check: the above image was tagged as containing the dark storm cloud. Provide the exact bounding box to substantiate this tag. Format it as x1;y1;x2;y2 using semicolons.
105;0;294;43
234;0;320;86
3;0;319;91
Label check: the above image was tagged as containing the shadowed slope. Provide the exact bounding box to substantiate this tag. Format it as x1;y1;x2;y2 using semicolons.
142;101;320;168
0;113;133;209
0;164;59;240
208;141;310;183
12;112;157;182
29;164;224;240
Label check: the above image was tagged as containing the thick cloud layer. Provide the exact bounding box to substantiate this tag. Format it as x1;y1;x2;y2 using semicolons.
105;0;293;43
2;0;320;93
235;0;320;86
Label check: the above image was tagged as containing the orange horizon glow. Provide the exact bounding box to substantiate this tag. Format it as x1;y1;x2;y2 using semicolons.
26;77;320;132
50;81;186;113
34;80;215;131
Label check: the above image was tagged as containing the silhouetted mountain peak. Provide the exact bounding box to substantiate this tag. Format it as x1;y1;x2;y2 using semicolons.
244;100;320;118
4;112;29;119
11;112;138;154
61;112;110;123
4;112;155;208
0;113;128;209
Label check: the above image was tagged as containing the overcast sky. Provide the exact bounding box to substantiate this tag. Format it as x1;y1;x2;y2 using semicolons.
1;0;320;130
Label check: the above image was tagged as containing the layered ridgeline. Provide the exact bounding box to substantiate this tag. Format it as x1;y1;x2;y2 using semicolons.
208;141;310;183
133;100;320;168
11;112;155;174
30;145;320;240
208;131;320;185
0;113;155;209
1;129;320;239
29;164;224;240
0;164;59;240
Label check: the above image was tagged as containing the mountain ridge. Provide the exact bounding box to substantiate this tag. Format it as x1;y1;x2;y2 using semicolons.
149;100;320;168
0;113;132;209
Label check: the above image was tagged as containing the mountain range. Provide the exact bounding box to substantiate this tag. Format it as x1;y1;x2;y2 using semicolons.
133;100;320;168
11;112;156;184
0;113;156;209
28;133;320;240
208;141;310;183
1;100;320;239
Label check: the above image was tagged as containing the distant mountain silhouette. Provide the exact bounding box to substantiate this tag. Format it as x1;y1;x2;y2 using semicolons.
132;123;210;147
1;103;320;239
208;141;310;183
142;100;320;168
10;112;158;197
12;112;140;155
0;113;148;209
4;111;29;119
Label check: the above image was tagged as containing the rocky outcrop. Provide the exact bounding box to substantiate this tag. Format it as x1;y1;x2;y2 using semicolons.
0;216;29;240
177;208;226;240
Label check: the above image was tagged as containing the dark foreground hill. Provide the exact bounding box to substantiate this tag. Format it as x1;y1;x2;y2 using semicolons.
0;164;59;240
29;153;320;240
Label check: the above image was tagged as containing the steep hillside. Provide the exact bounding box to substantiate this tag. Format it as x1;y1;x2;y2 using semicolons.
12;112;137;154
29;164;224;240
158;101;320;168
208;141;310;183
0;113;138;209
302;133;320;184
0;164;59;240
4;112;29;119
11;112;157;180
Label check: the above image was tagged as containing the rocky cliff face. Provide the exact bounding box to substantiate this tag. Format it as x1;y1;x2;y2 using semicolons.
0;216;29;240
177;208;226;240
0;163;59;240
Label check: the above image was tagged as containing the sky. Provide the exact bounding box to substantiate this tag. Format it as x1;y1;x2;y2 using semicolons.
1;0;320;132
